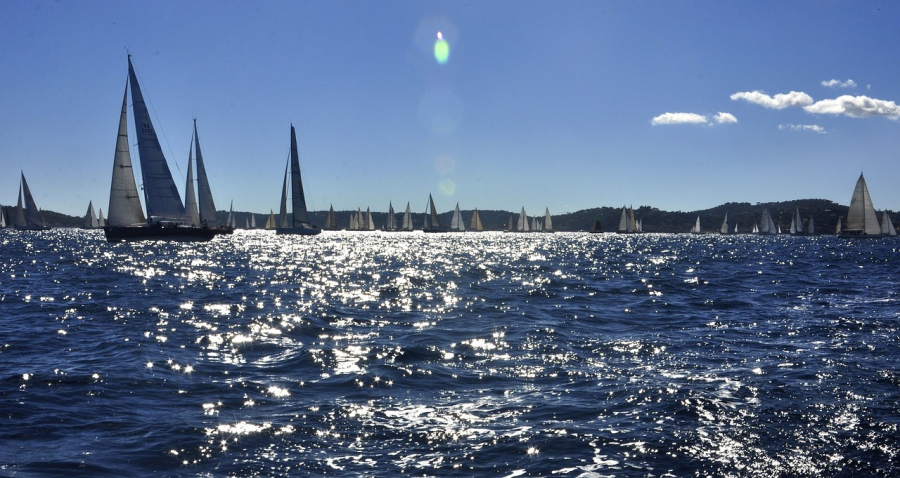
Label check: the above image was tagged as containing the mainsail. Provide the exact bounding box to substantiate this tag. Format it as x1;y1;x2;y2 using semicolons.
402;203;413;231
184;140;200;226
450;203;465;231
469;208;483;231
844;173;881;235
543;208;553;232
385;202;397;230
289;125;309;225
325;205;337;230
107;81;146;227
20;173;46;228
84;201;99;228
194;120;218;225
128;56;186;220
517;207;529;232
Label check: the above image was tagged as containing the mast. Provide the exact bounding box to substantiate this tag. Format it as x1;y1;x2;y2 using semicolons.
127;55;186;220
107;82;146;227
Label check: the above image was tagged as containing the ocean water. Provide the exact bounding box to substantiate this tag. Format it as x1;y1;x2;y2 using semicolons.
1;229;898;477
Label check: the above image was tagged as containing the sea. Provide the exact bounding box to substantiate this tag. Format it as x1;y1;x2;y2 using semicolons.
1;229;898;477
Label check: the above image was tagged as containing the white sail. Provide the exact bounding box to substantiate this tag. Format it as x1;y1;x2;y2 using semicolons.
365;208;375;230
691;216;700;234
265;210;276;230
226;201;235;228
128;56;186;221
720;213;729;234
84;201;98;228
508;215;514;231
194;120;219;226
835;217;842;234
386;202;396;230
107;81;147;227
543;208;553;232
250;214;256;228
881;212;897;236
618;206;628;232
807;216;814;235
845;173;881;235
184;141;200;226
450;203;465;231
402;203;413;231
518;207;529;232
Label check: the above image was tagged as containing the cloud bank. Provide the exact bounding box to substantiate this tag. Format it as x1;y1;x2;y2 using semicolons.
730;90;813;109
821;79;856;89
651;112;737;125
778;124;826;134
804;95;900;119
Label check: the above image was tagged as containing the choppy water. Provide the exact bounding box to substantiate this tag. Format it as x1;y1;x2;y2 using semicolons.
1;229;898;477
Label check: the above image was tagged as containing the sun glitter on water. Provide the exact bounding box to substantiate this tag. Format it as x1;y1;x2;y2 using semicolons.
434;31;449;64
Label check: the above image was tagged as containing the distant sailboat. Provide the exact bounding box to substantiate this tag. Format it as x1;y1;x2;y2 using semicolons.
83;201;100;229
365;207;375;231
839;173;882;238
449;203;466;232
350;209;359;230
515;207;530;232
324;205;338;230
789;207;805;235
806;216;814;235
104;56;220;242
589;215;602;233
250;214;256;229
97;208;105;227
720;212;731;234
276;125;321;235
881;212;897;236
14;172;49;230
835;217;842;235
423;194;445;233
401;203;414;231
265;210;276;230
226;201;236;229
617;206;637;233
384;202;398;231
542;208;554;233
469;208;484;232
690;216;701;234
757;208;776;235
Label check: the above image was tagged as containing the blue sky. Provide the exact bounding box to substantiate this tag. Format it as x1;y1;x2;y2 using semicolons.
2;1;899;217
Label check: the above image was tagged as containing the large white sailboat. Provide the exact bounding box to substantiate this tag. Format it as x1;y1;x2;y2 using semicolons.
839;173;882;238
104;56;220;242
276;125;321;235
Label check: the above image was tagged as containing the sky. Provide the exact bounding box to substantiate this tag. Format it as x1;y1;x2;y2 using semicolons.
2;1;899;218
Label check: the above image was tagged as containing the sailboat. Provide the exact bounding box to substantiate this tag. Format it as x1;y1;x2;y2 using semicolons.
250;214;256;229
839;173;882;238
383;202;398;231
449;203;466;232
834;217;842;235
192;120;231;233
806;216;814;235
423;194;446;233
720;212;731;234
881;212;897;236
757;208;777;235
104;56;219;242
542;208;554;233
276;125;321;235
265;210;276;230
690;216;701;234
14;172;49;230
365;207;376;231
324;205;338;230
589;215;602;233
789;207;805;235
617;206;637;233
226;201;236;229
401;203;415;231
511;207;530;232
83;201;100;229
469;208;484;232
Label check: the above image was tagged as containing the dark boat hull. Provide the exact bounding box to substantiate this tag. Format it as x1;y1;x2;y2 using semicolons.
104;225;218;243
275;226;322;235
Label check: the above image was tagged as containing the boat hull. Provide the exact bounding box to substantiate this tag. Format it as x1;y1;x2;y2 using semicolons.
276;226;322;235
15;225;51;231
104;225;218;243
838;231;886;239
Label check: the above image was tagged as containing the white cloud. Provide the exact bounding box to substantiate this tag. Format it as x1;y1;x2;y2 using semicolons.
651;112;708;125
821;79;857;89
730;90;813;109
778;124;826;134
803;95;900;119
713;112;737;124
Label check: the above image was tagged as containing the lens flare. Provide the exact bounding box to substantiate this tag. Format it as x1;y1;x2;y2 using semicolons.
434;31;449;64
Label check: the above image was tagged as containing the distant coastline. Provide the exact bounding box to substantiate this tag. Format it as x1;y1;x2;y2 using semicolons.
2;199;880;234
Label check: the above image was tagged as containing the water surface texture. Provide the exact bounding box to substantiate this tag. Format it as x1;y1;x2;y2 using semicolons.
1;230;898;476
